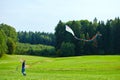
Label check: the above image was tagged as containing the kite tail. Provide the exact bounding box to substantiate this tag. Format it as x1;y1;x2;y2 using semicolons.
74;36;82;40
74;36;80;40
74;36;88;41
65;25;102;43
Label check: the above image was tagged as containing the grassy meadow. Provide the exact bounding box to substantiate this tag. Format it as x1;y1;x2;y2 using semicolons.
0;55;120;80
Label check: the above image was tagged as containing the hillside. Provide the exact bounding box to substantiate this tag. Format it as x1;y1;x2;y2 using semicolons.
0;55;120;80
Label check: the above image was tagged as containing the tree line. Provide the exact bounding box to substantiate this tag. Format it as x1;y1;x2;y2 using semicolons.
0;17;120;57
0;23;56;57
17;31;55;46
55;17;120;56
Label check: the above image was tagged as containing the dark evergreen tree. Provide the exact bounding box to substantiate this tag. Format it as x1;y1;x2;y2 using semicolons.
55;20;65;50
111;18;120;54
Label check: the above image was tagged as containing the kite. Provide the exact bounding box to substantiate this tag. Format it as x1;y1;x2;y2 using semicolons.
65;25;102;42
65;25;75;36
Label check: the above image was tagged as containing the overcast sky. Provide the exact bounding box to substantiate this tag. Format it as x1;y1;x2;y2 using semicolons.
0;0;120;32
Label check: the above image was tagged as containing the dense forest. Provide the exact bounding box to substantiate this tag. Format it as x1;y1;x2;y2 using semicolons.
55;17;120;56
0;17;120;57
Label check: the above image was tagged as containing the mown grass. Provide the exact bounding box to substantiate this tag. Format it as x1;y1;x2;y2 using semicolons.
0;55;120;80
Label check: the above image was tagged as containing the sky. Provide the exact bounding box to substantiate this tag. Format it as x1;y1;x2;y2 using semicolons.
0;0;120;33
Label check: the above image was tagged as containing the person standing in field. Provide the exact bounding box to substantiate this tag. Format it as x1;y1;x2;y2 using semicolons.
21;60;26;76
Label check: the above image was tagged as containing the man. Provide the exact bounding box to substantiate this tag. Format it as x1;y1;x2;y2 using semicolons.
21;60;26;76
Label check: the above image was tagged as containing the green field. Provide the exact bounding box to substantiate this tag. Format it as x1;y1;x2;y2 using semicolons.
0;55;120;80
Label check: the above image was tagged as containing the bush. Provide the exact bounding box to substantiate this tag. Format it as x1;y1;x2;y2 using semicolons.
7;37;16;54
59;42;75;57
0;30;7;57
15;43;55;57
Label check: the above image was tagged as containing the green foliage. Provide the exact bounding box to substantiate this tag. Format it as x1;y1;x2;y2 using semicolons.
0;23;17;56
0;30;7;57
7;37;16;54
55;17;120;56
111;18;120;53
0;23;17;42
55;20;65;50
15;43;55;57
60;42;75;57
17;31;55;46
1;17;120;57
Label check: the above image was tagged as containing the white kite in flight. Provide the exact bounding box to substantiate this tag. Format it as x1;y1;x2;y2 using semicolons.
65;25;75;36
65;25;102;42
